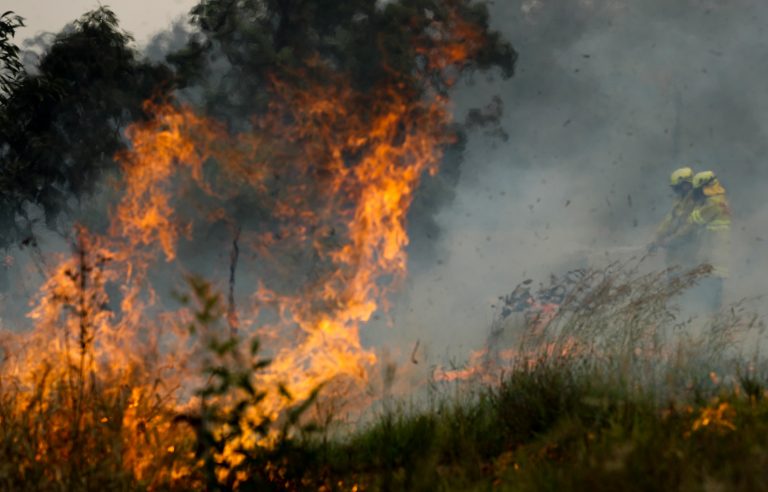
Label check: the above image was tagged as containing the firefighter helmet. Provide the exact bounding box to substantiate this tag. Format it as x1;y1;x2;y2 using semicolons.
693;170;716;189
670;167;694;186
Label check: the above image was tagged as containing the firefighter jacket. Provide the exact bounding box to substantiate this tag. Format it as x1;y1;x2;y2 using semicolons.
668;182;731;277
653;191;698;270
689;183;731;278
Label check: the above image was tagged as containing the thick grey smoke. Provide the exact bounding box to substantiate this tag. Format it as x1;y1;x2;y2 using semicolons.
372;0;768;363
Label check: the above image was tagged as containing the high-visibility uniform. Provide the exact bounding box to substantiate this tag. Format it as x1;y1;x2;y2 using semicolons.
688;182;731;278
653;191;698;271
664;175;731;311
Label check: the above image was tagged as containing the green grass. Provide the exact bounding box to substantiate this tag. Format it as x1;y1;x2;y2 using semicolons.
290;357;768;491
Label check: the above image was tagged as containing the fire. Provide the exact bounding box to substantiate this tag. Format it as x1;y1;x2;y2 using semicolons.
114;102;263;262
433;342;579;384
107;77;455;433
416;9;487;72
0;3;492;485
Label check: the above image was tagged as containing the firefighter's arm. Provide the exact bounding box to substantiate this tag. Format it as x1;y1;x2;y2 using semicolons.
660;215;697;246
689;199;722;225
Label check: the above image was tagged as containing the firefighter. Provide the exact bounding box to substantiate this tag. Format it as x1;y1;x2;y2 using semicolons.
690;170;731;310
648;167;698;275
666;170;731;311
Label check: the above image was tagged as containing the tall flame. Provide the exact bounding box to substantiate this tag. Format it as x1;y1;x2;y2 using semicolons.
106;77;456;436
0;5;490;484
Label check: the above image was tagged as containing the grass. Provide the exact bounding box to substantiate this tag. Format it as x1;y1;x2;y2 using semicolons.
0;261;767;490
310;357;768;491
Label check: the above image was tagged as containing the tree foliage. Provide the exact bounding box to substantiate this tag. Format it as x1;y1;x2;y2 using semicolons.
0;7;172;248
176;0;515;119
0;11;24;101
0;1;516;251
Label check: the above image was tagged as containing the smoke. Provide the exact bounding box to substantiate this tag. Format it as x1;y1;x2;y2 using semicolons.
382;0;768;365
4;1;766;384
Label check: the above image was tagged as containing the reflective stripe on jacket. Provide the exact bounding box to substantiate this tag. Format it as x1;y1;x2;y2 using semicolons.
688;188;731;277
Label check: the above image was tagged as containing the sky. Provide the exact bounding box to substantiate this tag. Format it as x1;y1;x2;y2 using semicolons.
8;0;196;46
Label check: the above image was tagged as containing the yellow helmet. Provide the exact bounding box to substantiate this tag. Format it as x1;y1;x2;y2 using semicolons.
670;167;694;186
692;170;716;189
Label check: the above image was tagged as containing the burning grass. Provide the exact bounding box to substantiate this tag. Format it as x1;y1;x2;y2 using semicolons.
325;357;768;491
0;9;482;487
0;2;764;488
310;265;768;491
0;258;765;490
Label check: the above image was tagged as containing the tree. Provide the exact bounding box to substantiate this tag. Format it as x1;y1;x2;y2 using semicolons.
0;7;173;248
0;1;516;254
175;0;515;119
0;11;24;102
169;0;517;262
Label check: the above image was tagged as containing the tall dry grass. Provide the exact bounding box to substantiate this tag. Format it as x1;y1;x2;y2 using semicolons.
0;256;765;490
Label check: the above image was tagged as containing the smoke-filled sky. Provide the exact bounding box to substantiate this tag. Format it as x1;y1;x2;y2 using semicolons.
8;0;768;364
376;0;768;361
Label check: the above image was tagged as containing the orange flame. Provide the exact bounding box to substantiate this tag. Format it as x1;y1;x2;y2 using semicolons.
0;5;490;484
